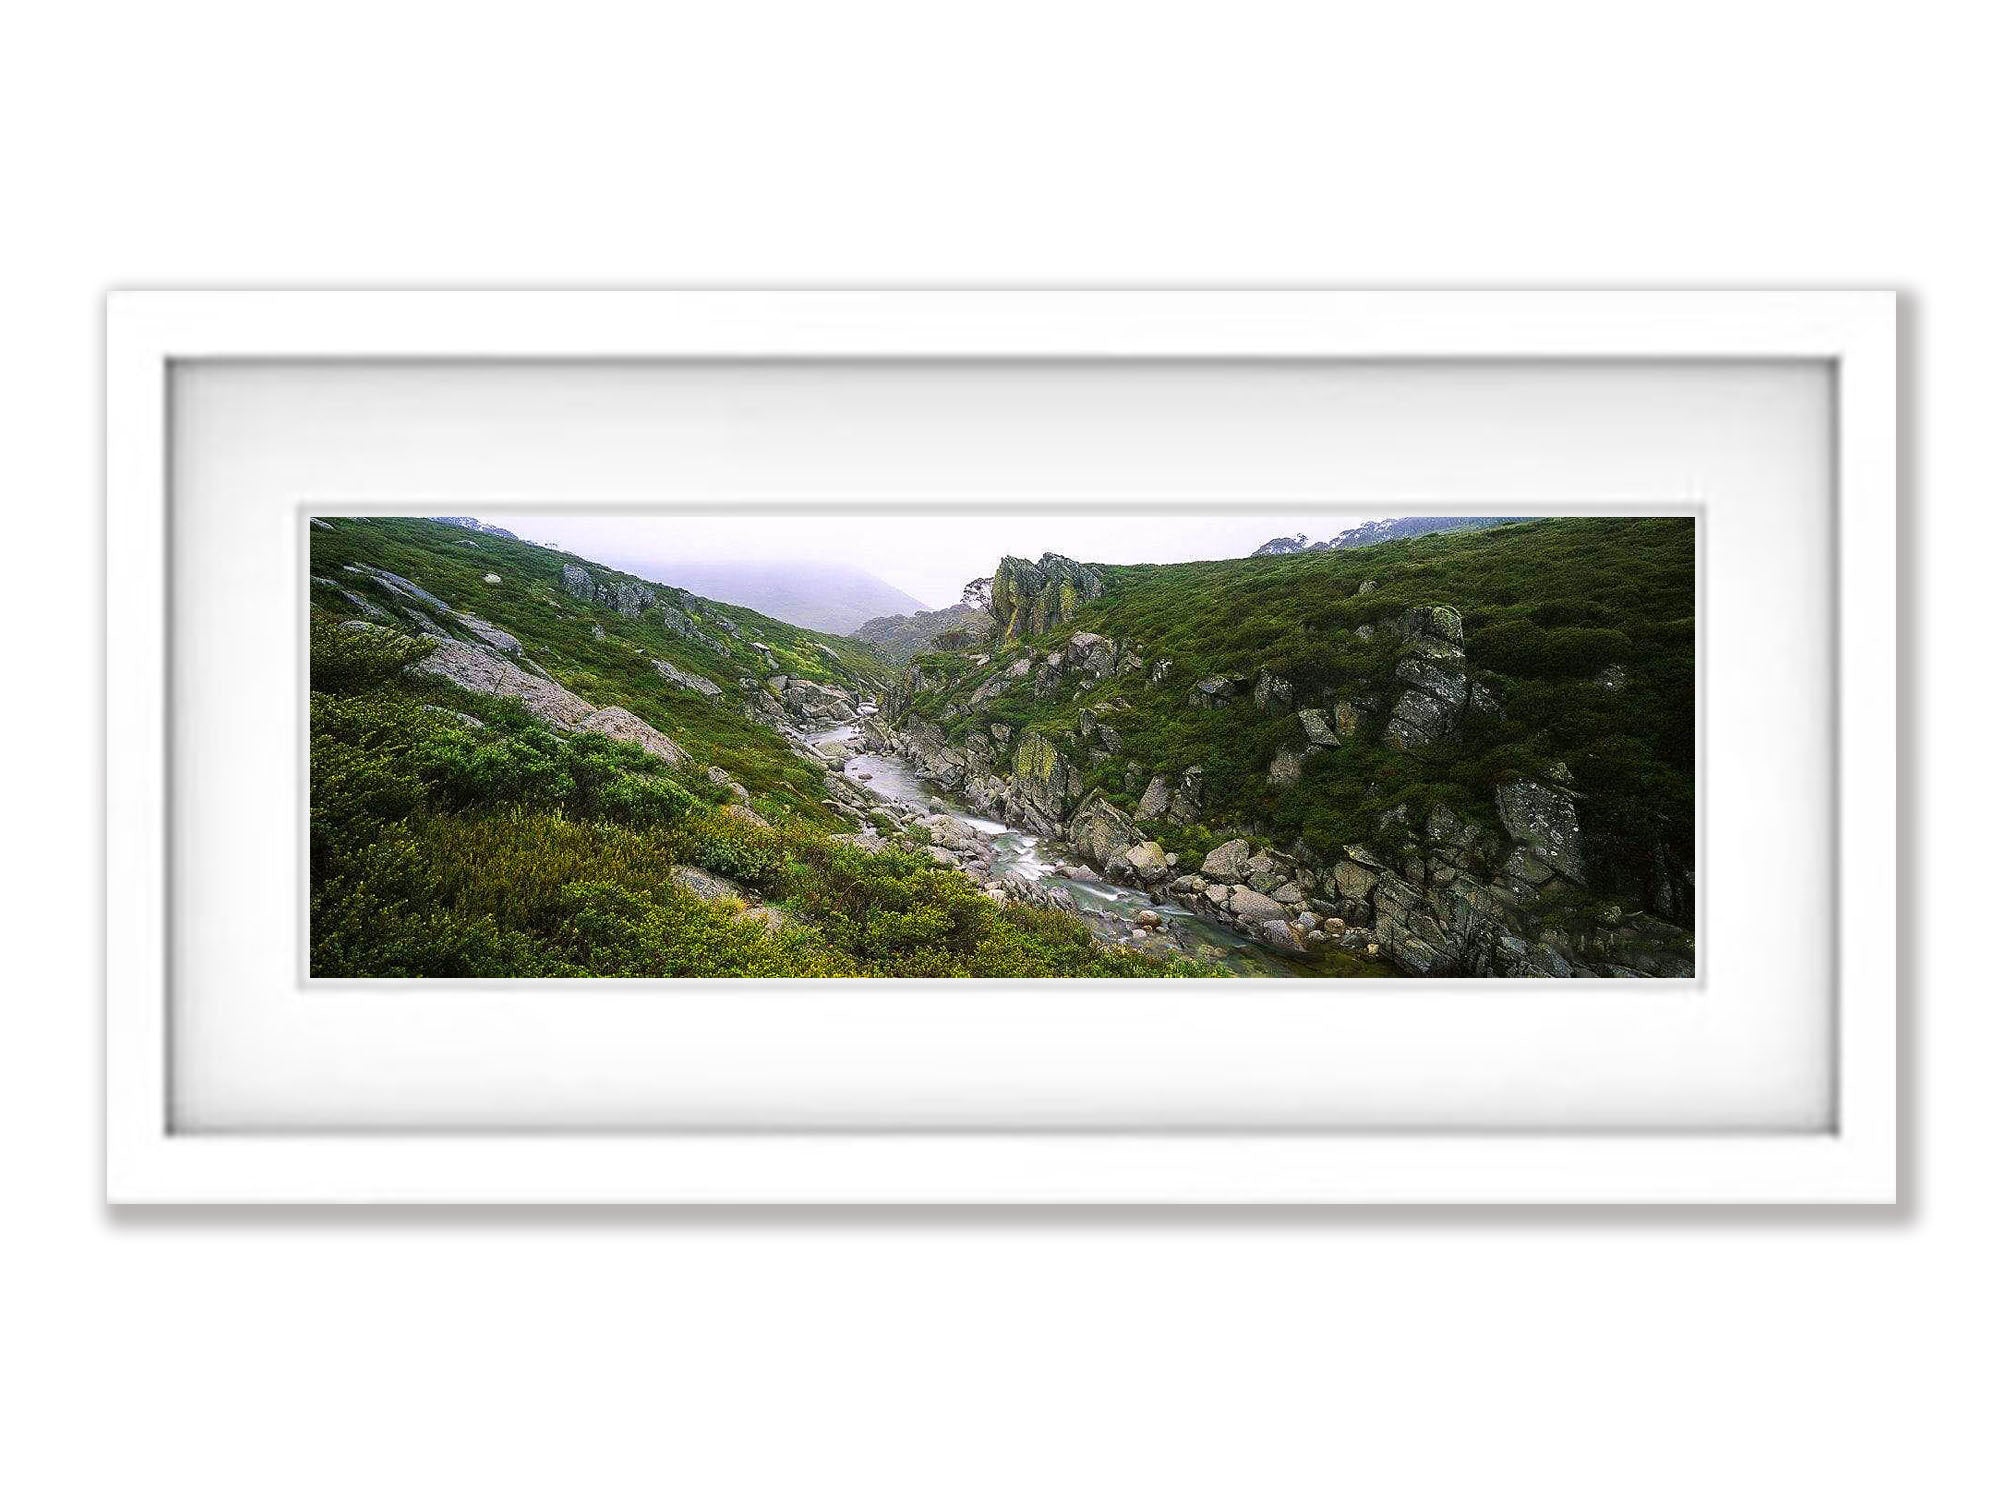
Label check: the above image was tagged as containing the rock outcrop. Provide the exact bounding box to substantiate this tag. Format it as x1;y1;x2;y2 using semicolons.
768;676;860;727
653;659;723;698
414;639;687;765
1383;605;1471;752
1006;728;1078;835
1494;777;1586;883
559;562;657;620
991;554;1104;642
1066;793;1143;873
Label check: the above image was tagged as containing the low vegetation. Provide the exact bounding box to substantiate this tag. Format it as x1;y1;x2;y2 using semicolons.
899;518;1696;917
309;608;1215;978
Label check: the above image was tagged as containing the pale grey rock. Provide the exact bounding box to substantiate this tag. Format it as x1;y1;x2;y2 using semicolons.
653;659;723;698
1298;708;1339;747
1066;794;1144;873
1332;860;1379;901
1229;887;1288;925
1187;676;1238;709
1167;767;1205;824
414;638;598;729
1259;918;1308;953
455;615;521;655
1268;747;1305;787
1201;838;1253;882
1495;778;1586;884
577;707;688;766
343;563;456;616
1252;669;1294;710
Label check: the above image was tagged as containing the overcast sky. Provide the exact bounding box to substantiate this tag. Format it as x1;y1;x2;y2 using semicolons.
494;510;1397;611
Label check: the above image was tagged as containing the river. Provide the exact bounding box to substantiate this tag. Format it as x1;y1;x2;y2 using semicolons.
806;721;1333;976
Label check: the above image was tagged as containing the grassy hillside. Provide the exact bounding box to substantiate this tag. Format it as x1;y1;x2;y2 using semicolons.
311;517;886;824
899;517;1696;916
308;517;1215;978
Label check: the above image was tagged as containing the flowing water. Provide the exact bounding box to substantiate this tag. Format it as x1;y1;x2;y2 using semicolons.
806;722;1326;976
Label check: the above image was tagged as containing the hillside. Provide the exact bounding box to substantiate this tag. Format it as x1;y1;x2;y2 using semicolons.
866;518;1697;977
307;517;1213;978
849;578;996;663
1251;516;1526;555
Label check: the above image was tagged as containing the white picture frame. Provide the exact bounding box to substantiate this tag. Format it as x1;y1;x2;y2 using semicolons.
106;290;1897;1204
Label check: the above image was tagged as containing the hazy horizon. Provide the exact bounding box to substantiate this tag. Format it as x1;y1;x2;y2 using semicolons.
487;510;1403;612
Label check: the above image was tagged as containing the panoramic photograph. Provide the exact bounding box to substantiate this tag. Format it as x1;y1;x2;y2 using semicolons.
308;511;1696;979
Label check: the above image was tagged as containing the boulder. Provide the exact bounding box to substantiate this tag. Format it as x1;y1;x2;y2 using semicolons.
1331;861;1379;901
343;563;456;617
607;580;655;619
1382;605;1473;752
1137;773;1172;821
1384;689;1459;751
652;658;723;697
1298;708;1339;747
577;706;688;766
1067;793;1144;872
454;620;516;660
659;603;730;656
561;563;594;602
1395;603;1464;648
1166;767;1204;823
1124;841;1171;880
1229;887;1289;925
1494;778;1586;883
778;677;859;726
1259;918;1308;954
1267;747;1307;787
1187;676;1238;709
1063;631;1120;678
1252;669;1294;710
1201;838;1253;882
414;638;598;730
1007;729;1075;835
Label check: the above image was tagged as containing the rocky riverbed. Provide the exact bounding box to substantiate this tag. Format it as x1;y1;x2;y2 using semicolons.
806;724;1369;976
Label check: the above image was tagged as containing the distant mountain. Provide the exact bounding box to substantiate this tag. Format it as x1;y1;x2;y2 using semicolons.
851;578;997;663
433;515;519;541
1325;516;1527;550
1252;533;1312;556
1248;517;1527;557
587;558;932;635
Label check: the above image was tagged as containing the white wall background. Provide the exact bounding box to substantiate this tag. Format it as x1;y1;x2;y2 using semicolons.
0;3;1981;1497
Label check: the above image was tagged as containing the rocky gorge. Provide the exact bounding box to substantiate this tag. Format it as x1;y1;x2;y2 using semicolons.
854;534;1697;978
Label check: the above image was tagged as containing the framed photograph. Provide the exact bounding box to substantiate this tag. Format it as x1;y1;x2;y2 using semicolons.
106;290;1896;1203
